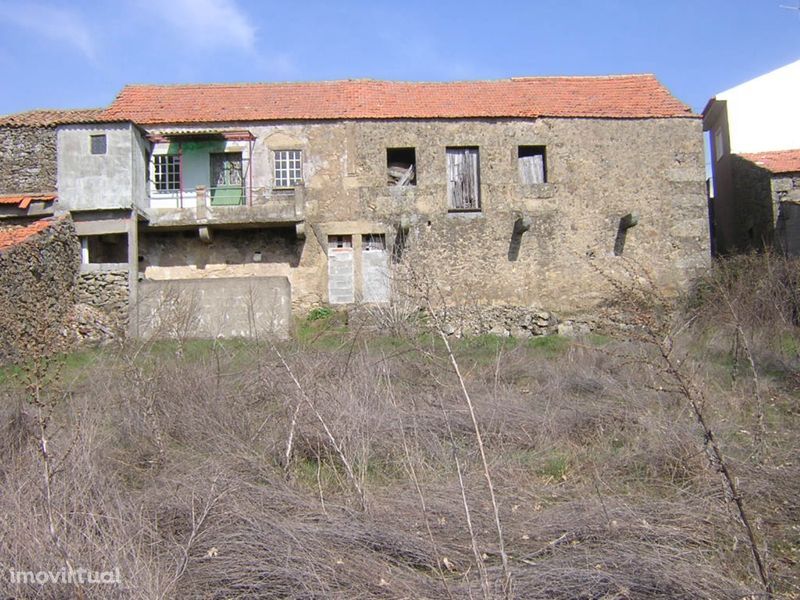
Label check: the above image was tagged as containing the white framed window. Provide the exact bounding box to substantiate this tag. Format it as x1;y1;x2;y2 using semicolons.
153;154;180;193
274;149;302;188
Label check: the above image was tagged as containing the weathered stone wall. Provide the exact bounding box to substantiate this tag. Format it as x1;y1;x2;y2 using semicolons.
773;173;800;256
0;217;80;364
771;174;800;205
138;116;708;323
0;126;57;193
75;268;129;340
726;155;774;251
230;117;708;315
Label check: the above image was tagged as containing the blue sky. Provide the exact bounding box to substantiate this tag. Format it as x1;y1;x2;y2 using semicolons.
0;0;798;116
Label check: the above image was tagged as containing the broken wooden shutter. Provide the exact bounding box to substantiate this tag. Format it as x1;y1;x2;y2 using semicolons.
447;147;480;210
327;235;354;304
518;155;545;184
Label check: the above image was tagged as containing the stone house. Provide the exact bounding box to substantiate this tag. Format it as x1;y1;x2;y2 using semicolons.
734;150;800;256
2;75;709;338
703;58;800;255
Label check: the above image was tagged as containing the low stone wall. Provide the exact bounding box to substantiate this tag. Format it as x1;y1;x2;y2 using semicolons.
437;305;557;338
346;302;602;338
136;276;292;340
74;268;130;342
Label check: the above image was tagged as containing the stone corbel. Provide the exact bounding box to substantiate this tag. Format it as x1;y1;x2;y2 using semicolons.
198;226;212;244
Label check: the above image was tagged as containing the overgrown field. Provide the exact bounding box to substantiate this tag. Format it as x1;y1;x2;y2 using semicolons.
1;255;799;599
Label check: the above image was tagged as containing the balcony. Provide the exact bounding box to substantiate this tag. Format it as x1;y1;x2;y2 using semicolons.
142;185;305;228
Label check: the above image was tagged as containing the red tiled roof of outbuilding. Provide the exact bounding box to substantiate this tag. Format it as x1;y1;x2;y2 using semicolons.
101;75;696;125
0;109;106;127
0;194;57;208
739;149;800;174
0;218;56;252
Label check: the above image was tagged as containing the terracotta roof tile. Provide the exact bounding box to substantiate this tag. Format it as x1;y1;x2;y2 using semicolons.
0;218;56;252
0;194;57;207
102;75;696;125
0;108;107;128
739;150;800;174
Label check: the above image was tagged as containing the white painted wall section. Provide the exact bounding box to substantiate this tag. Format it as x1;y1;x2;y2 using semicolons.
716;59;800;154
57;123;143;211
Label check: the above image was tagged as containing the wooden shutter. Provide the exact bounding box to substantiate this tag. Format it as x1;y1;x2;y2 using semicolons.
518;154;545;184
447;148;480;210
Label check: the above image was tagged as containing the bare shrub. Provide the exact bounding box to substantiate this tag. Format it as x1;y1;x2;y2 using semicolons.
1;277;797;598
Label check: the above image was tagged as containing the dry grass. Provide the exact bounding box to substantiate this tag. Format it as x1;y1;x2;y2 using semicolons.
1;255;799;599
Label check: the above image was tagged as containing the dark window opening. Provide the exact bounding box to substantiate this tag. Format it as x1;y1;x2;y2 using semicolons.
363;234;386;251
85;234;127;263
518;145;546;184
328;235;353;249
446;147;480;211
90;134;107;155
387;147;416;186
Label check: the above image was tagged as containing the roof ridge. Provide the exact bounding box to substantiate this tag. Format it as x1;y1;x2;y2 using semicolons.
117;73;660;89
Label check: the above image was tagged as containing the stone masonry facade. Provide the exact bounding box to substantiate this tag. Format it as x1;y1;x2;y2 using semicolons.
75;269;130;340
5;77;710;340
156;117;704;319
0;126;57;194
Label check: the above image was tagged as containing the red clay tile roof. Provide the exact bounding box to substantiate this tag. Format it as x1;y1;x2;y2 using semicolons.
0;108;106;127
739;150;800;174
0;218;56;252
0;194;57;208
102;75;695;124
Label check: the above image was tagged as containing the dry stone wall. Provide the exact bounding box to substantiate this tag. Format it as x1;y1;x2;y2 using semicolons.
0;126;57;193
75;269;129;341
0;217;79;364
773;173;800;256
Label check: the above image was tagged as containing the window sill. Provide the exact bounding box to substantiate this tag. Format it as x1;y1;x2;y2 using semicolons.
519;183;555;199
447;209;483;218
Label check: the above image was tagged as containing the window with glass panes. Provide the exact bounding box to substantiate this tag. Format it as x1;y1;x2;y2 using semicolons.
274;150;302;188
153;154;180;193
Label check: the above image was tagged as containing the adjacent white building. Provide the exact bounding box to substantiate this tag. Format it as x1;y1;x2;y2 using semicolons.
704;58;800;254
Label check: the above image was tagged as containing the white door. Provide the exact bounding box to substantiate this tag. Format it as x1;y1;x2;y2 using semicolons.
328;235;354;304
362;234;389;303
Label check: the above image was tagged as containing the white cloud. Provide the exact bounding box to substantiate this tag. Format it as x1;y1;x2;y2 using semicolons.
151;0;256;52
0;2;96;60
